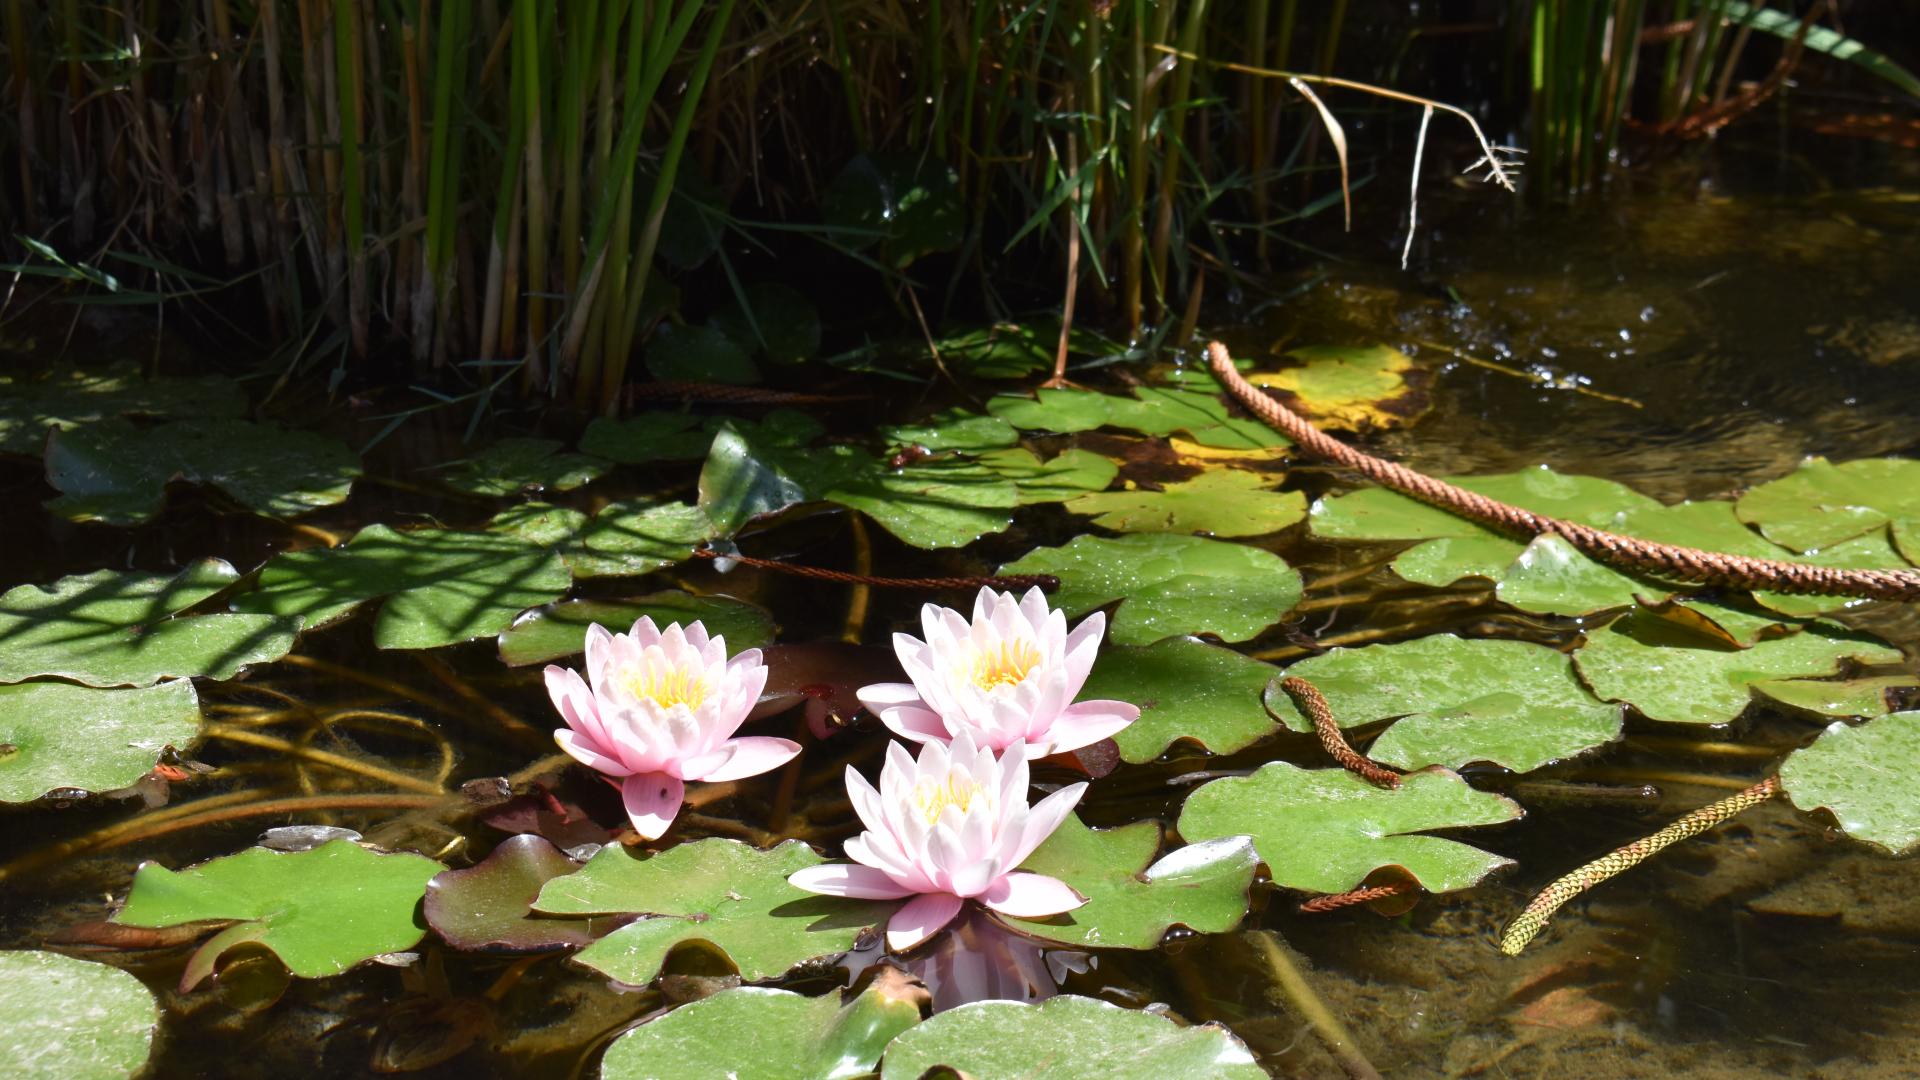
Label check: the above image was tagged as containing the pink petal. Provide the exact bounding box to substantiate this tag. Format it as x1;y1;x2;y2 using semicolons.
857;682;924;711
553;728;635;777
878;706;952;745
1007;786;1086;868
787;863;917;900
620;772;684;840
686;736;801;781
1042;700;1141;754
886;891;966;952
545;666;612;750
980;872;1087;917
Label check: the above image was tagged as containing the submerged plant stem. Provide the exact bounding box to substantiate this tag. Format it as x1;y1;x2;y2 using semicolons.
203;722;446;794
1249;930;1383;1080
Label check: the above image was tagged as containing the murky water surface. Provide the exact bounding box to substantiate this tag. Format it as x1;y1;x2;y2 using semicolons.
4;135;1918;1077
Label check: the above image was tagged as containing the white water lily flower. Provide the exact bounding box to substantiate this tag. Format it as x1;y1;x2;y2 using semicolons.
544;618;801;839
857;587;1139;755
788;730;1087;951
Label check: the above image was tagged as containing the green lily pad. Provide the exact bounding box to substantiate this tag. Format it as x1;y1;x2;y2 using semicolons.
232;524;572;649
1753;675;1918;718
1066;470;1308;538
114;838;443;989
1247;344;1427;431
422;835;610;953
0;561;298;686
497;593;775;667
438;437;606;496
0;680;201;802
1004;817;1258;949
0;950;158;1080
601;979;923;1080
1779;712;1920;854
1392;533;1523;588
713;283;823;365
931;323;1056;379
822;153;963;269
979;448;1119;505
1079;637;1296;762
998;534;1302;646
1736;457;1920;553
988;386;1289;451
1178;762;1522;894
879;413;1019;453
0;362;246;456
1751;530;1915;617
698;428;815;537
1492;534;1650;617
1311;466;1660;544
532;839;889;986
487;502;591;546
45;417;360;525
645;323;761;385
1282;635;1623;773
878;995;1266;1080
579;412;712;464
565;501;717;578
1574;608;1904;726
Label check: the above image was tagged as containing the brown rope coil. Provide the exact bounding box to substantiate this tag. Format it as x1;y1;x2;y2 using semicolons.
1206;341;1920;602
1278;676;1402;789
692;548;1058;593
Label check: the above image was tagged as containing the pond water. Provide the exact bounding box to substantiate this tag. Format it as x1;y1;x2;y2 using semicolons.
3;130;1918;1078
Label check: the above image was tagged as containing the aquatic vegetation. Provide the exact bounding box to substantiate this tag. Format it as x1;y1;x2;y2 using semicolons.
545;618;799;839
789;732;1088;951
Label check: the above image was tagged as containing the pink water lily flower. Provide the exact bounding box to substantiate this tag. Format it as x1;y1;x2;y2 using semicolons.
544;618;801;839
788;731;1087;951
857;587;1139;755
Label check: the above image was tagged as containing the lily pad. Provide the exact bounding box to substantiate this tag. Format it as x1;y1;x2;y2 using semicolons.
1178;762;1522;894
1247;344;1427;430
0;363;246;456
579;412;712;464
423;835;611;953
1079;637;1296;763
1753;675;1918;718
497;593;775;667
565;501;717;578
438;437;606;496
698;428;814;537
1574;608;1904;726
645;323;761;386
1779;712;1920;854
998;534;1302;646
0;680;201;802
877;995;1266;1080
713;283;823;365
232;524;572;649
0;950;158;1080
45;417;360;525
532;839;889;986
822;153;963;269
988;387;1290;451
879;413;1019;453
1312;466;1659;543
1066;471;1308;538
600;978;923;1080
113;838;443;989
1490;534;1651;616
1282;635;1623;773
979;448;1119;505
487;502;591;547
1004;817;1258;949
1735;457;1920;553
931;323;1057;379
0;561;298;686
1751;530;1915;617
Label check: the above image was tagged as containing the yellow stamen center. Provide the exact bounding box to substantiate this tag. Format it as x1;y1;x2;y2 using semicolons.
618;661;707;712
968;639;1042;691
912;770;983;826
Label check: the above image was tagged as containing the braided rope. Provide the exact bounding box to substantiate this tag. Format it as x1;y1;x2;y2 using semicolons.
1298;880;1419;914
691;548;1059;592
1279;676;1402;789
1499;776;1778;955
1205;342;1920;602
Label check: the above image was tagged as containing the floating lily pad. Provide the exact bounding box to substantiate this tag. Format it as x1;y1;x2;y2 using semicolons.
713;283;823;365
999;534;1302;646
1247;344;1427;430
579;412;713;464
1066;471;1308;538
601;979;923;1080
532;839;889;986
699;428;814;537
1736;457;1920;553
497;593;775;667
878;995;1266;1080
1079;637;1295;762
114;839;443;990
0;950;158;1080
0;363;246;456
487;502;591;546
1282;635;1623;773
438;437;606;496
822;153;963;269
565;501;717;578
423;835;611;953
0;680;200;802
0;561;297;686
1779;712;1920;854
979;448;1119;505
645;323;761;385
1004;817;1257;949
1178;762;1522;894
931;323;1057;379
1491;534;1650;616
45;417;359;525
233;524;572;649
1753;675;1918;718
879;413;1019;453
988;386;1290;450
1312;466;1659;543
1574;608;1903;726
